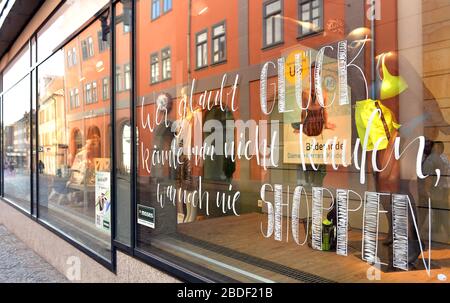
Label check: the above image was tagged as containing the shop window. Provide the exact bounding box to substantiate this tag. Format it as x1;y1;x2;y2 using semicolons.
133;0;450;283
150;53;159;83
37;18;112;261
2;76;31;212
212;22;226;64
196;30;208;69
161;48;171;80
114;0;132;246
2;45;30;92
298;0;323;37
263;0;283;47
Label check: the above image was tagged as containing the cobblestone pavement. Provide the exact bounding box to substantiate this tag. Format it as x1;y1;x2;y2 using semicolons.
0;225;67;283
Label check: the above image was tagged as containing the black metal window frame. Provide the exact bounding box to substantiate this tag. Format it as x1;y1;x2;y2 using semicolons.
262;0;284;49
298;0;324;38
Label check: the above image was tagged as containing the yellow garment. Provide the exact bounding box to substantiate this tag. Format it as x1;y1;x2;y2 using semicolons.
355;99;401;151
380;55;408;100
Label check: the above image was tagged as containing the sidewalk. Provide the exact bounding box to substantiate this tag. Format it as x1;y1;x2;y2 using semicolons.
0;225;67;283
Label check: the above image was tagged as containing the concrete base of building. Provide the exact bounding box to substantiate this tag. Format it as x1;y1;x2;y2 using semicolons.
0;201;180;283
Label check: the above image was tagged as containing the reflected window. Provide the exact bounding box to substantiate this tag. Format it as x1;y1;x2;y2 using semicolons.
263;0;282;47
81;36;95;60
298;0;323;37
85;83;92;104
203;108;235;182
212;22;226;64
162;48;171;80
125;64;131;90
151;53;159;83
98;31;110;52
163;0;172;13
102;77;109;100
92;81;98;103
116;66;124;92
37;17;112;261
196;30;208;69
123;6;132;33
2;76;31;211
67;50;73;67
152;0;161;20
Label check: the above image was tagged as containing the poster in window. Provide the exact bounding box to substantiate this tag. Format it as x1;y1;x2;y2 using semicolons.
95;171;111;232
282;48;352;165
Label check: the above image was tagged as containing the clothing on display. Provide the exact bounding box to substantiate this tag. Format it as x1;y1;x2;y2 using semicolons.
355;99;401;151
379;54;409;100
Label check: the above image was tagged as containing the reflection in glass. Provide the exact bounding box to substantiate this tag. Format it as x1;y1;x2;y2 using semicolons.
37;18;111;260
3;76;31;211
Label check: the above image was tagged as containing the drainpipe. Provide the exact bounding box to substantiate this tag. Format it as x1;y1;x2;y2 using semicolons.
187;0;192;87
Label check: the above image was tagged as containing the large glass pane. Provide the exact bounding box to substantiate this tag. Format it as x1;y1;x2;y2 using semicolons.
135;0;450;283
3;45;30;92
115;0;132;246
37;18;112;261
37;0;109;63
3;75;31;211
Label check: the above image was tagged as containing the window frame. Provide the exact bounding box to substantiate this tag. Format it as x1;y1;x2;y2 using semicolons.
163;0;172;14
151;0;161;20
211;21;227;65
262;0;284;49
85;82;92;104
297;0;324;38
195;29;208;70
150;52;160;84
98;30;110;53
161;47;171;81
92;81;98;103
102;77;109;101
124;63;131;90
116;65;124;92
